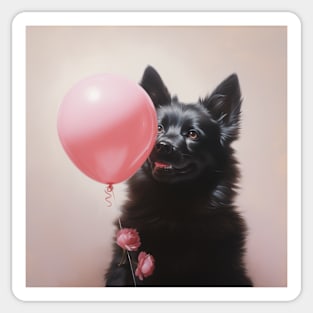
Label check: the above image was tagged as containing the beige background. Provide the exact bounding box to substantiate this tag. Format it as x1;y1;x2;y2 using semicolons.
26;26;287;287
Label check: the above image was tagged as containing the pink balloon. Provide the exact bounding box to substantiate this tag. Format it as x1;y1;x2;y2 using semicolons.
57;73;157;184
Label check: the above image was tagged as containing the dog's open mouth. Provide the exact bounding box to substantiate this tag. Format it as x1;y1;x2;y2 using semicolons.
154;161;173;170
151;160;195;176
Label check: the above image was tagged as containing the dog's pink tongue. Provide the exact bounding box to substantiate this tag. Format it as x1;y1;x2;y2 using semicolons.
154;162;172;169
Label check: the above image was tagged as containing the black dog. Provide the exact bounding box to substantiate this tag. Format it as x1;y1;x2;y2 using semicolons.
105;66;253;287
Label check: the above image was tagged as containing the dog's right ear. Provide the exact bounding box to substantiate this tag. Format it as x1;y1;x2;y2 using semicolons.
140;65;171;107
201;74;242;145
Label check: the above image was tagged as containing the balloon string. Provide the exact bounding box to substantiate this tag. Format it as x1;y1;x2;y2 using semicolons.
104;187;136;286
126;249;137;287
104;184;114;207
118;218;137;287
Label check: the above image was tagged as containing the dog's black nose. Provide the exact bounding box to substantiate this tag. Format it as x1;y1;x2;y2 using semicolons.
155;141;174;154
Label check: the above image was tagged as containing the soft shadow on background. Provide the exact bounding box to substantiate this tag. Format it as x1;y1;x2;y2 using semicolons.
26;26;287;287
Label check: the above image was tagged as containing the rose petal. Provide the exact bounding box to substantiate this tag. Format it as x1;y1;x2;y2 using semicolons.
116;228;141;251
135;252;155;280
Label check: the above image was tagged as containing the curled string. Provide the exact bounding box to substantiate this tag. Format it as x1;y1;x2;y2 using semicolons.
104;184;114;207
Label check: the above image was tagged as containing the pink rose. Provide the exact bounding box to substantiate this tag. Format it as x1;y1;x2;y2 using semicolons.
116;228;141;251
135;251;155;280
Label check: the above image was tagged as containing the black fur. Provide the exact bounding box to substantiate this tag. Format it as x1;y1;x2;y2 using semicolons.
105;66;253;287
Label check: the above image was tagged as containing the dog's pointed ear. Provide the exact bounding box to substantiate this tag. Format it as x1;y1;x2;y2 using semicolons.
202;74;242;145
140;65;171;107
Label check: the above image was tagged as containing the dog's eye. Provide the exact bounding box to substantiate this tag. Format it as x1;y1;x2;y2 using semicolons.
187;129;199;140
158;124;164;133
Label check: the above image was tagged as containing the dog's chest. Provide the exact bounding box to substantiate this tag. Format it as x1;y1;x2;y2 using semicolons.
134;211;218;255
